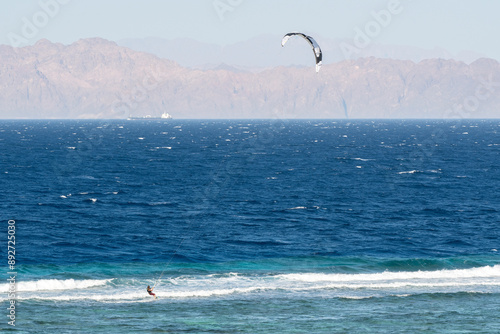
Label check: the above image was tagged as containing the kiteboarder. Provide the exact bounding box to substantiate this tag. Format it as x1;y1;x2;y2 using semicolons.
147;285;157;299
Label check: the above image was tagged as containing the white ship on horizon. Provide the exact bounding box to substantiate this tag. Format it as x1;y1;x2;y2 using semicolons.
127;112;173;120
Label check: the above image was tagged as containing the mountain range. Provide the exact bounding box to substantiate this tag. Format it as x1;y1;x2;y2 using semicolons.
1;37;499;119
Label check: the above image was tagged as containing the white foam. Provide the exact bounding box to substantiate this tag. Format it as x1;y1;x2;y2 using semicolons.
5;266;500;303
277;265;500;283
0;278;110;293
161;266;500;299
398;170;420;174
428;169;442;173
22;291;150;303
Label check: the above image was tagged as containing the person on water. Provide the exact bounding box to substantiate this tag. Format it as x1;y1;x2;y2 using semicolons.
147;285;157;299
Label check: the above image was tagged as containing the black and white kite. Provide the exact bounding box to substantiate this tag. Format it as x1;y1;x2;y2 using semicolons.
281;32;323;73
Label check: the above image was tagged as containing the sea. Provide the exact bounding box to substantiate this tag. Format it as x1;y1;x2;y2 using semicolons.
1;119;499;333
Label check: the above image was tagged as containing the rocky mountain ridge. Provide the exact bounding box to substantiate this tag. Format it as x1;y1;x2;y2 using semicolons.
1;38;499;119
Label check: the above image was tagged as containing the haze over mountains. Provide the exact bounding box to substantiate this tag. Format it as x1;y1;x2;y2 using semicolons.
1;37;499;119
118;35;486;70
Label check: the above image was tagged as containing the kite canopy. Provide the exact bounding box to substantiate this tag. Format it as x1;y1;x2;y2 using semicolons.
281;32;323;73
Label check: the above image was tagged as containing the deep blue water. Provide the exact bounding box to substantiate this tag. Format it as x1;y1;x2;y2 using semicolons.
1;119;499;333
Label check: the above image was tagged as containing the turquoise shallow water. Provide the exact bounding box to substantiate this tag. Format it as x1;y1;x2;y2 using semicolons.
3;257;500;333
5;257;500;333
1;119;499;332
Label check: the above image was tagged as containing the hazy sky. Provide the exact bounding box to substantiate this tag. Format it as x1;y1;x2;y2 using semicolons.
1;0;500;60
